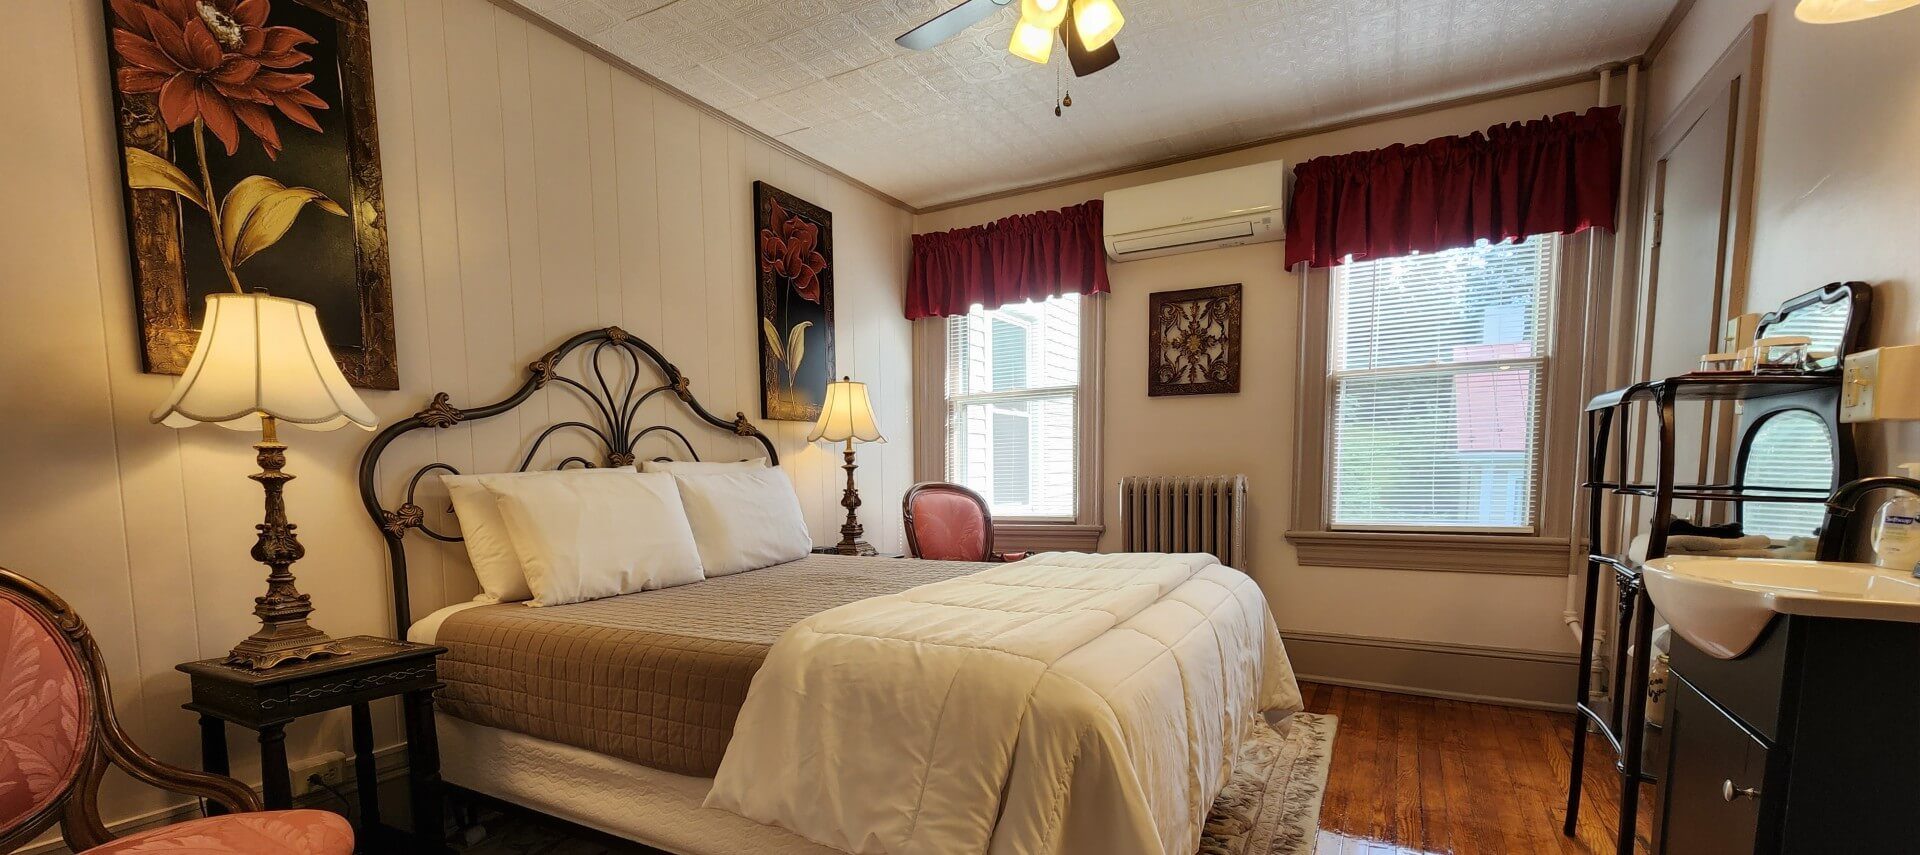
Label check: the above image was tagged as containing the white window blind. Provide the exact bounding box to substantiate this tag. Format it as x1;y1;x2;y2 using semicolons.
945;294;1080;519
1328;236;1558;531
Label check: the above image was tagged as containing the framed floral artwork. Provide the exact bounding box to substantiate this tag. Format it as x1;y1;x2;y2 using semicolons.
102;0;397;389
1148;283;1242;396
754;181;835;421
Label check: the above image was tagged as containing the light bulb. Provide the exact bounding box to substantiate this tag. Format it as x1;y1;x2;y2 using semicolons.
1021;0;1069;28
1072;0;1124;50
1008;18;1055;64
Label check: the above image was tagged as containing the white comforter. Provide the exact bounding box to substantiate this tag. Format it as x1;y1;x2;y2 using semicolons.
704;552;1301;855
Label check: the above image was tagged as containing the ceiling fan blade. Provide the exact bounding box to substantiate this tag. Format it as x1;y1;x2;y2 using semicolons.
896;0;1013;50
1062;10;1120;76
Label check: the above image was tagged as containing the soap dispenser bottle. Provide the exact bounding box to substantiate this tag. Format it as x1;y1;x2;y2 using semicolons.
1872;462;1920;572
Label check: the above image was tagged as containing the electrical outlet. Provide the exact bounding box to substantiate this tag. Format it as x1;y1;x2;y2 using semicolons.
290;751;347;798
1843;345;1920;422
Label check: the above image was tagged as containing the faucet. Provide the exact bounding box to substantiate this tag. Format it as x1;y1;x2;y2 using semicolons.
1817;476;1920;564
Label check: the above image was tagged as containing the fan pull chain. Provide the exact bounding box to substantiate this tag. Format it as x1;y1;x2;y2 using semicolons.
1054;50;1064;116
1052;33;1072;118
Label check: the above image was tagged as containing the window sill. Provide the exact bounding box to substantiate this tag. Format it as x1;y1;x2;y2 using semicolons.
1284;530;1572;576
996;522;1104;553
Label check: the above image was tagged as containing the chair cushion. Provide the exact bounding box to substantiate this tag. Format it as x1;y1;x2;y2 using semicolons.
0;591;87;835
81;809;353;854
909;489;991;561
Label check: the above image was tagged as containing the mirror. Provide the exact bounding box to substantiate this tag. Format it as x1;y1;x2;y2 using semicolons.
1741;410;1836;538
1756;283;1868;371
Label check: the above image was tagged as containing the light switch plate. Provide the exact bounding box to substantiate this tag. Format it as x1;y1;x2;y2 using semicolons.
1843;346;1920;422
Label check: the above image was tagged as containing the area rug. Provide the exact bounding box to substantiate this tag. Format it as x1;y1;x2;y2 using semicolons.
1201;711;1338;855
460;712;1338;855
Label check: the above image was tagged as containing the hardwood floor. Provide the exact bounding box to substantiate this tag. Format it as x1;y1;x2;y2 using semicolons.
1304;681;1654;855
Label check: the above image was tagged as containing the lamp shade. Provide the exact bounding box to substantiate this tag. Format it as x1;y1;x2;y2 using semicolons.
1008;17;1055;64
1071;0;1124;50
1794;0;1920;21
151;293;378;432
807;377;885;444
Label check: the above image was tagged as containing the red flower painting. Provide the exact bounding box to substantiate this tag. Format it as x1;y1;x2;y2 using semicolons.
111;0;329;159
109;0;345;294
758;198;826;305
758;196;829;397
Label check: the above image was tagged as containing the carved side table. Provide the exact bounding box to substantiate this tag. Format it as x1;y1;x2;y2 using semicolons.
178;635;446;853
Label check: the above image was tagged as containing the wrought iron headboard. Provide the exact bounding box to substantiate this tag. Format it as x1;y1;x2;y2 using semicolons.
358;326;777;634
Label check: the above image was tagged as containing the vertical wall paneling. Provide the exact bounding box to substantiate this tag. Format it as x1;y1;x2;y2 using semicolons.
0;0;913;834
491;7;551;477
700;117;738;463
365;0;448;741
72;0;199;780
610;73;664;349
442;1;517;604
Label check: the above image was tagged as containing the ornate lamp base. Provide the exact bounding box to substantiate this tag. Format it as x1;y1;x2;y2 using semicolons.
828;537;878;557
832;440;878;557
228;416;346;671
226;625;349;671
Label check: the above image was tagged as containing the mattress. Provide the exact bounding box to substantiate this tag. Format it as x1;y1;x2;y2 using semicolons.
438;712;837;855
425;554;985;777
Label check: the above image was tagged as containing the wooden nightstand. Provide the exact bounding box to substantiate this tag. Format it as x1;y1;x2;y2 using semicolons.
178;635;447;853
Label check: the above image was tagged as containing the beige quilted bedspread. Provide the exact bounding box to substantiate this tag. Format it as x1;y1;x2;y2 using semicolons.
433;555;985;777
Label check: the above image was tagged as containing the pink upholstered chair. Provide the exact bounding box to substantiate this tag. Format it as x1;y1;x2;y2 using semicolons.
0;567;353;855
901;482;1027;563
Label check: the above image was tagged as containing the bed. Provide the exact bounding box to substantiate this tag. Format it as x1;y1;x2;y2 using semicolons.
360;327;1299;855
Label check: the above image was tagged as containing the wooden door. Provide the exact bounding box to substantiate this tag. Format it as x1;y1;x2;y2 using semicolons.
1627;15;1767;530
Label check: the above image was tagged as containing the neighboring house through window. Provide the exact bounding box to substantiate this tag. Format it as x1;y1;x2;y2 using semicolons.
1289;234;1588;575
946;295;1079;520
919;292;1104;551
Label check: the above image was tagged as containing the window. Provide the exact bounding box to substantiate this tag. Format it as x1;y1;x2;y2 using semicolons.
1289;234;1584;575
943;294;1081;520
1329;236;1557;532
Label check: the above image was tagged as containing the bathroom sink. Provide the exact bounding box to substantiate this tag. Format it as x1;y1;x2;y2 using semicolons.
1641;556;1920;659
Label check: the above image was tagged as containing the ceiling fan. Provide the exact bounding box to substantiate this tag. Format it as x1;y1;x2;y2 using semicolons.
896;0;1125;77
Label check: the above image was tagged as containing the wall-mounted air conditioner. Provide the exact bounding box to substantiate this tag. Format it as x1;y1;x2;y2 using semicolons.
1101;160;1285;262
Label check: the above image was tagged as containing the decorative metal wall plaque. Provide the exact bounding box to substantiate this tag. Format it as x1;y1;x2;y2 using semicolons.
1148;283;1242;396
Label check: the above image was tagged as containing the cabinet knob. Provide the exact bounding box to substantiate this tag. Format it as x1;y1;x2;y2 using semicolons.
1721;779;1761;802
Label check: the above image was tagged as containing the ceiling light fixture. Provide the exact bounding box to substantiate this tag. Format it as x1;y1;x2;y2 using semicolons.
1008;17;1056;64
1071;0;1125;51
897;0;1123;78
1794;0;1920;22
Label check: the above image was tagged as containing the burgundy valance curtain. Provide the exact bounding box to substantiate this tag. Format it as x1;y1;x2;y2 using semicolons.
906;200;1110;320
1284;105;1624;269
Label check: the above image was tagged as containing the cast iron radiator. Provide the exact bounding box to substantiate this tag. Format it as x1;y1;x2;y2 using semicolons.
1117;475;1248;569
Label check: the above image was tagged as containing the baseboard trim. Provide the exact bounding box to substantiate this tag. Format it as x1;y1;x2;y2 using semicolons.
1284;629;1578;711
20;744;410;855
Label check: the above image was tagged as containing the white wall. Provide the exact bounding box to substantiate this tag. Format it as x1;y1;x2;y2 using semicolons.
0;0;912;834
1648;1;1920;475
915;81;1616;661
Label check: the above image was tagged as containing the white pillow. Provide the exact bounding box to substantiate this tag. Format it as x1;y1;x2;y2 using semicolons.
441;468;629;603
640;458;769;474
672;468;812;577
489;471;704;606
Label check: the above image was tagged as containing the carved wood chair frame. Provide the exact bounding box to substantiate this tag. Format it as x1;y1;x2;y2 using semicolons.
358;327;778;635
900;481;1033;563
0;568;263;853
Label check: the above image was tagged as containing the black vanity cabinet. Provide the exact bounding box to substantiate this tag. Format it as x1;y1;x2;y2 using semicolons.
1656;614;1920;853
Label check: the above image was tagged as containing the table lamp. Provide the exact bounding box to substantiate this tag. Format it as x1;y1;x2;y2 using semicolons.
151;293;378;669
809;376;885;556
